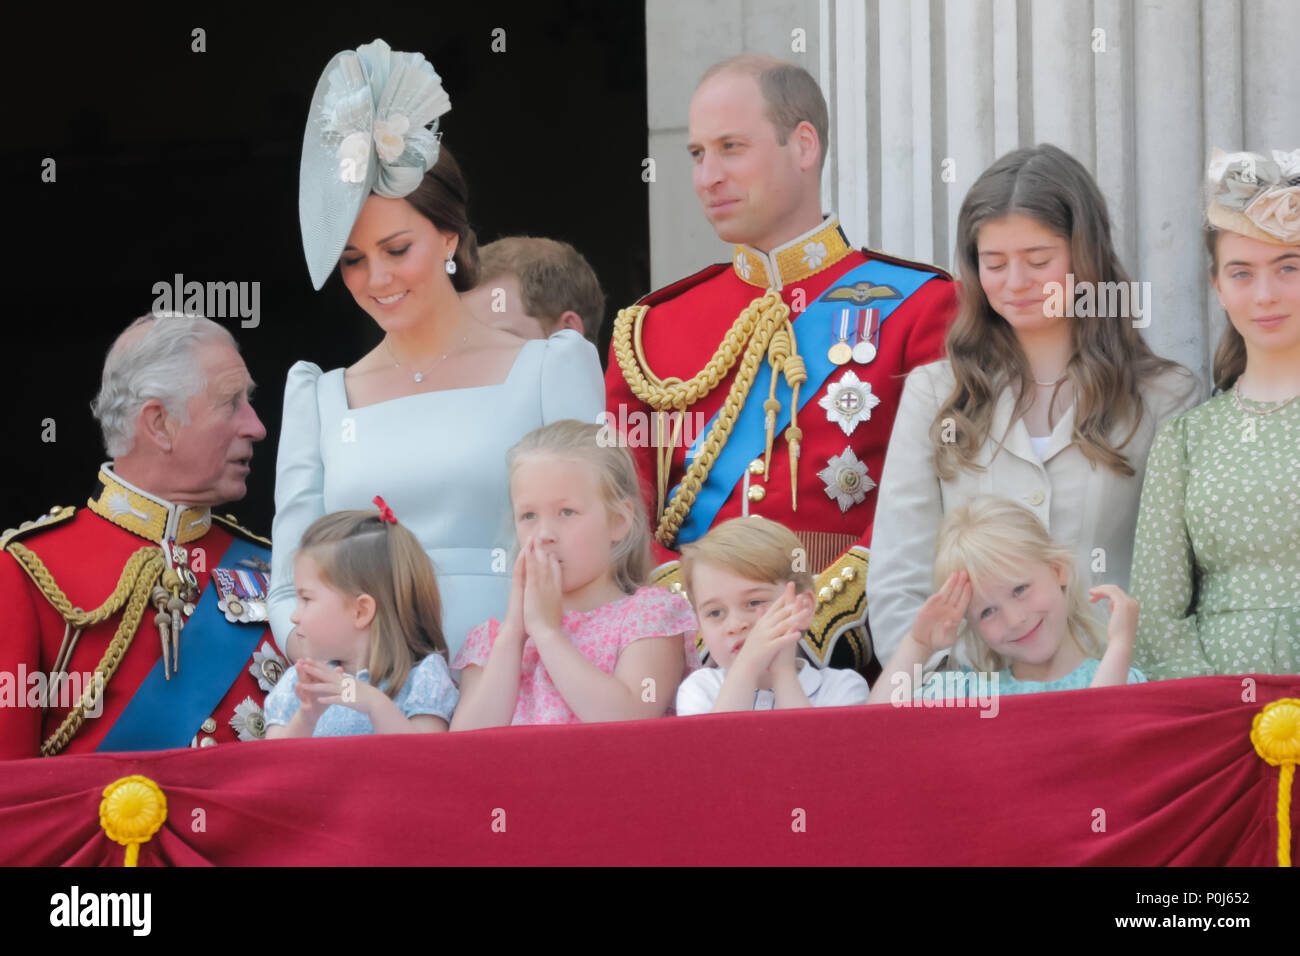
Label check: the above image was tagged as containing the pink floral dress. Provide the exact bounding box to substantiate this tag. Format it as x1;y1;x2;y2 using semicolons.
452;587;700;725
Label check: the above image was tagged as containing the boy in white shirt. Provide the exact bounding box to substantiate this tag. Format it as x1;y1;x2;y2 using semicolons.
676;517;870;715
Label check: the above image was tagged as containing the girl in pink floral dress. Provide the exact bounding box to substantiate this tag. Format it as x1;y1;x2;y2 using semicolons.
450;421;699;727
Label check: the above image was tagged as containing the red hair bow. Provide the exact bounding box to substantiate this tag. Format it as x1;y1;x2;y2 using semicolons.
372;495;397;525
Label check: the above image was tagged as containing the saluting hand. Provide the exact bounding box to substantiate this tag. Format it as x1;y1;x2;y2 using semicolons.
910;571;972;653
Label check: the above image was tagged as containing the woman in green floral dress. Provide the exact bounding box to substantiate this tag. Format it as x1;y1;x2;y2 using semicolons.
1132;148;1300;679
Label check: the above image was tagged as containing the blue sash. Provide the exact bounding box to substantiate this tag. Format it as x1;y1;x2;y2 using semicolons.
97;538;270;752
674;258;939;545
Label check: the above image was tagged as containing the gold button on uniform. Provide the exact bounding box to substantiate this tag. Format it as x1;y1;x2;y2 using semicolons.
1027;489;1045;506
201;717;217;734
748;458;766;476
747;485;766;502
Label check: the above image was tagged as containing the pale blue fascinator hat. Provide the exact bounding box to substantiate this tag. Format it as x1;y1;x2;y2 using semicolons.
299;38;452;290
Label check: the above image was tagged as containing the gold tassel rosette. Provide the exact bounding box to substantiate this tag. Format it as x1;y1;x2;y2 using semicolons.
99;775;167;867
1251;697;1300;867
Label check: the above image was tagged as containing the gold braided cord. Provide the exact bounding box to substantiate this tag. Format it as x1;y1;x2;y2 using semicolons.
617;296;761;408
770;323;807;509
613;291;794;548
6;542;166;756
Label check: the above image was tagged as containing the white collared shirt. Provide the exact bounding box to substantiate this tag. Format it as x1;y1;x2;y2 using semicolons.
675;657;870;716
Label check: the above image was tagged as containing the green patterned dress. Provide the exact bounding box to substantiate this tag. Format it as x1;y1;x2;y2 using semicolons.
1131;390;1300;679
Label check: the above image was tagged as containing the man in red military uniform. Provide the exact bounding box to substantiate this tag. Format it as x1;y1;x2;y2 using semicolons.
0;314;286;758
606;55;958;674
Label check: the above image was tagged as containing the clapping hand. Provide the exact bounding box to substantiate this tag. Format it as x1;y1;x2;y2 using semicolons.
910;571;972;653
296;658;373;715
731;583;814;679
499;546;528;641
522;537;565;641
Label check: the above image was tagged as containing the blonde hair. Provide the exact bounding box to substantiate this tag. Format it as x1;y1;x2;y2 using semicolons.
679;516;815;603
506;420;650;594
932;496;1104;671
297;510;447;699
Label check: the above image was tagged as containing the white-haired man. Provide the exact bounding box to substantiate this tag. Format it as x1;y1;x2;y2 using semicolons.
0;314;284;758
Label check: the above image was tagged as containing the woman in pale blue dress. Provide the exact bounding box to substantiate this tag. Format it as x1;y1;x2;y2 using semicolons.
270;39;603;660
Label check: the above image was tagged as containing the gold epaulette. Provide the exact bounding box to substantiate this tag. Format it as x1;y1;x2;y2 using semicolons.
1;505;76;551
648;560;683;594
647;561;705;657
1;512;166;756
213;513;271;548
803;546;870;668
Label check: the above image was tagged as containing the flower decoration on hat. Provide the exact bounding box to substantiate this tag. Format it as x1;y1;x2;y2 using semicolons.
300;38;453;290
1206;147;1300;245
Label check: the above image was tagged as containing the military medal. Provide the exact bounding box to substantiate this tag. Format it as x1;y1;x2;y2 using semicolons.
827;308;857;365
215;566;269;624
249;640;288;692
818;446;877;513
819;370;881;436
853;308;881;364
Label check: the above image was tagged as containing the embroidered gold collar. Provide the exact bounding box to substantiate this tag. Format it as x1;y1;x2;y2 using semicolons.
87;464;212;546
731;214;853;291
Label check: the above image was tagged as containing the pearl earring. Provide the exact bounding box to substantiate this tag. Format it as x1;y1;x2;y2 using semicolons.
445;252;457;275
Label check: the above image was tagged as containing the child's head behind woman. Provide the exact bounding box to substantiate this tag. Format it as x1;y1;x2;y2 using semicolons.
294;508;446;698
934;495;1104;673
506;419;651;596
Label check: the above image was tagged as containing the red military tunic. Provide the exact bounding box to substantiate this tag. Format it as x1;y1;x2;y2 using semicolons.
0;465;283;759
606;215;957;667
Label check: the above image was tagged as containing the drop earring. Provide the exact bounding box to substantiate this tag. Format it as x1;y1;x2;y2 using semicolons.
445;251;457;275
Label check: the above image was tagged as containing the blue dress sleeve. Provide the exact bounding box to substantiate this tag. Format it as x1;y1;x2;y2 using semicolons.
400;655;460;721
539;329;605;425
263;665;301;726
268;362;327;653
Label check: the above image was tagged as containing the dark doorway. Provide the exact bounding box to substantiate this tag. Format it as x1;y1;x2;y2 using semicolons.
5;4;649;533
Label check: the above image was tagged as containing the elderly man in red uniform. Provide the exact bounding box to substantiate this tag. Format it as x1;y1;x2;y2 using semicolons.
0;313;285;758
606;55;958;675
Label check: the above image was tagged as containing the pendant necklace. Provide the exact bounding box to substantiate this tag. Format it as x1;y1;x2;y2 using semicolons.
385;332;469;384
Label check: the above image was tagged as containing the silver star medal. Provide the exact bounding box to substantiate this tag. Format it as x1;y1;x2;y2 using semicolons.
818;446;876;513
230;697;268;741
818;370;881;436
249;640;288;692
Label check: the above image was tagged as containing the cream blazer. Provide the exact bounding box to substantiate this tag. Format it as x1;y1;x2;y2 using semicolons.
866;359;1203;664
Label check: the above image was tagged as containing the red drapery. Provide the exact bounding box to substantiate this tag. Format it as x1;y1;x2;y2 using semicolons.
1;675;1296;866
